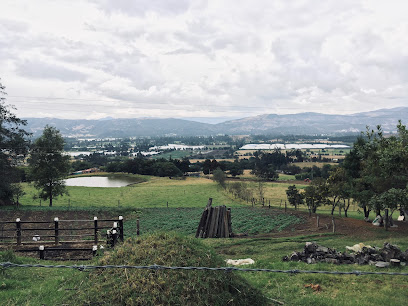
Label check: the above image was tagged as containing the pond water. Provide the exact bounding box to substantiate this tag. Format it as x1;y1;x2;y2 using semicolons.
65;176;136;188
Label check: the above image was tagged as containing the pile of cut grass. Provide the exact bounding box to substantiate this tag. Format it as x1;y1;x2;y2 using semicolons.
75;232;267;305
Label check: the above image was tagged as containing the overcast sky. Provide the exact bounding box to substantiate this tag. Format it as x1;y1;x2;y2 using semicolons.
1;0;408;121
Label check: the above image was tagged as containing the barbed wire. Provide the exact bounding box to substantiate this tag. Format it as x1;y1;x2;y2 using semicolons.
1;262;408;276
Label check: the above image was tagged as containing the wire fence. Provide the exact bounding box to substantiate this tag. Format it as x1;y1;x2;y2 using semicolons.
1;262;408;276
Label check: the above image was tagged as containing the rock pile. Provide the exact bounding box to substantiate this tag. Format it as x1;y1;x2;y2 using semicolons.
283;242;408;267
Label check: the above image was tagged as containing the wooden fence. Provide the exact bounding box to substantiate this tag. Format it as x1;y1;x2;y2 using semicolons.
0;216;124;246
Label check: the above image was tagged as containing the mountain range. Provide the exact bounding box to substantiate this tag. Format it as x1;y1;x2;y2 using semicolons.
24;107;408;138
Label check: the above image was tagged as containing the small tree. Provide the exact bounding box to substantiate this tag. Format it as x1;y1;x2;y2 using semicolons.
303;178;328;215
212;167;226;189
286;185;303;210
29;126;71;207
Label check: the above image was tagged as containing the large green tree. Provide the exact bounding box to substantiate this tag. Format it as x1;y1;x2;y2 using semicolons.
342;122;408;219
0;79;30;205
29;125;71;206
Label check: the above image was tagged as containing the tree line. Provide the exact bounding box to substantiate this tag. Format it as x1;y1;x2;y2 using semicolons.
286;122;408;221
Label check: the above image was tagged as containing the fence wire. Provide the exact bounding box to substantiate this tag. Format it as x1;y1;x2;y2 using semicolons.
1;262;408;276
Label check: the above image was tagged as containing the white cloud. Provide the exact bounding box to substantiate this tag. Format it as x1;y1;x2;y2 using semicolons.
0;0;408;120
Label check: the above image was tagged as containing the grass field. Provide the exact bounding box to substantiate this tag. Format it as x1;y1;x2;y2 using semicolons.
151;150;193;160
19;176;247;209
2;173;408;305
204;233;408;305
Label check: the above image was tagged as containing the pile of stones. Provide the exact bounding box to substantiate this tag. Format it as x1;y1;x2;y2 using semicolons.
283;242;408;267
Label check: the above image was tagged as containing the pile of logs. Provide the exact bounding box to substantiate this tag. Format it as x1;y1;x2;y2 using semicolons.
196;198;232;238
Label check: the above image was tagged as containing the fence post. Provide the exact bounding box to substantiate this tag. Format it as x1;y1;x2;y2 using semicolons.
39;245;45;260
16;218;21;245
118;216;124;242
136;218;140;236
112;229;118;247
54;217;59;244
317;215;320;227
94;217;98;244
332;217;336;233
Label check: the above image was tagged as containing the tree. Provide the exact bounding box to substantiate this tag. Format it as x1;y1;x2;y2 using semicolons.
343;122;408;220
251;150;285;180
228;162;244;177
303;178;328;215
0;78;30;205
286;185;303;210
29;125;71;206
212;167;226;188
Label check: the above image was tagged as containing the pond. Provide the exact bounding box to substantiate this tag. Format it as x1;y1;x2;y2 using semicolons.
65;176;137;188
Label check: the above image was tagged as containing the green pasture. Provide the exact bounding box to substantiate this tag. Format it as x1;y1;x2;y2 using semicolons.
19;176;247;209
151;150;193;160
204;232;408;306
17;173;374;219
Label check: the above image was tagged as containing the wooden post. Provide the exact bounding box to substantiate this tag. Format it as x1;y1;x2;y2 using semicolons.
332;217;336;233
227;208;232;237
136;219;140;236
385;209;389;231
16;218;21;245
112;229;118;247
118;216;124;241
285;201;287;212
39;245;45;260
207;208;216;238
317;215;320;227
54;217;59;244
94;217;98;244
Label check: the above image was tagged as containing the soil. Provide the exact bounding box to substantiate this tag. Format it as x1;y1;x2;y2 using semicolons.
255;209;408;239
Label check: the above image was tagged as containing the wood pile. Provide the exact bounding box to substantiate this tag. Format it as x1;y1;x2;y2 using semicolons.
195;198;232;238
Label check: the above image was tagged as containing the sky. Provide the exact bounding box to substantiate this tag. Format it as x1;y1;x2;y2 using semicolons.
1;0;408;121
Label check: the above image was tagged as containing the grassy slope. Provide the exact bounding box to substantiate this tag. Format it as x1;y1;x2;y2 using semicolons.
205;233;408;306
19;176;247;208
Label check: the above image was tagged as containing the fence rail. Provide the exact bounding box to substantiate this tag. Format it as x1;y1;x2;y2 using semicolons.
1;262;408;276
0;216;125;246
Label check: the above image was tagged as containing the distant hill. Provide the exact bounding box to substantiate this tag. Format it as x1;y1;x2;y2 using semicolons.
24;107;408;138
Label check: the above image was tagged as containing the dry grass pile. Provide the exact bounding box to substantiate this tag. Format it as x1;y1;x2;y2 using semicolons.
76;232;267;305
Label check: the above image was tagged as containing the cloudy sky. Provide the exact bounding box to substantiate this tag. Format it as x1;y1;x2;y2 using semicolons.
1;0;408;121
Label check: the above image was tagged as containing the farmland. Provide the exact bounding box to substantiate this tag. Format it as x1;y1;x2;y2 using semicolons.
2;174;408;305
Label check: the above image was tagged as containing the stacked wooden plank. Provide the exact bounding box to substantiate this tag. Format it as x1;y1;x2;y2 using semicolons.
195;198;232;238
